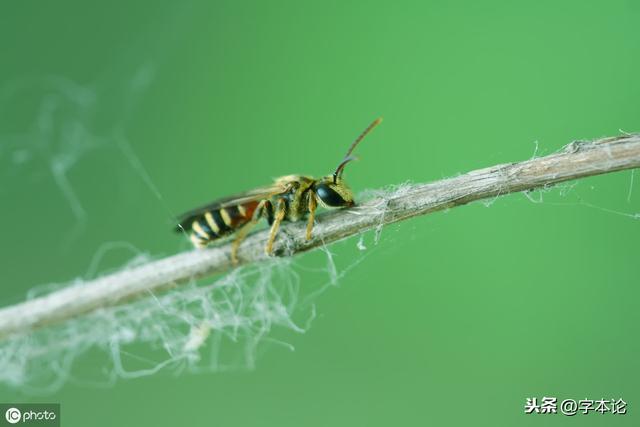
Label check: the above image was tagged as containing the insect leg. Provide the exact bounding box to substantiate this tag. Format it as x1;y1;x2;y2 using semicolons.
230;200;269;265
306;191;317;241
265;198;287;255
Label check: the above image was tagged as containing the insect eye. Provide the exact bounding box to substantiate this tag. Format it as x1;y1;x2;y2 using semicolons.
315;183;348;207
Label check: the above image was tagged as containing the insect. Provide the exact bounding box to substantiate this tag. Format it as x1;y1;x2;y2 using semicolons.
176;117;382;263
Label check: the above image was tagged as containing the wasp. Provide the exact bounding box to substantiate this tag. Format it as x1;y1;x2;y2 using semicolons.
176;117;382;263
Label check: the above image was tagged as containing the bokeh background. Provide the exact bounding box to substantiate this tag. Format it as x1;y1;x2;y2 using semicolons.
1;1;639;425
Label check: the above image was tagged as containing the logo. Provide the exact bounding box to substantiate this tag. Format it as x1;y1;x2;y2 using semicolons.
0;404;59;426
4;408;20;424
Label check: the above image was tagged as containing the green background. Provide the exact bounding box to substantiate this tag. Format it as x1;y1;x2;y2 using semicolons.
1;1;639;425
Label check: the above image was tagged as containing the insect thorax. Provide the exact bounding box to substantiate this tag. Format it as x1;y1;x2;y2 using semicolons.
272;175;316;222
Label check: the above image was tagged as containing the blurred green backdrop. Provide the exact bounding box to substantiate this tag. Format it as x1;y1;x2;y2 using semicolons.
1;1;639;425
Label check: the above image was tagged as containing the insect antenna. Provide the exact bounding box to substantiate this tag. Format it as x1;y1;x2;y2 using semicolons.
333;117;382;183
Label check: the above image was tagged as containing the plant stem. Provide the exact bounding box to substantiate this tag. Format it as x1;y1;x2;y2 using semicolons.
1;134;639;339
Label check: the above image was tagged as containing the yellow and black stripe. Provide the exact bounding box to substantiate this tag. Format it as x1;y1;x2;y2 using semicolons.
178;200;273;247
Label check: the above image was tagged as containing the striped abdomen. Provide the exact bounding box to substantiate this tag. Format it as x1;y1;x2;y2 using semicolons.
185;201;261;248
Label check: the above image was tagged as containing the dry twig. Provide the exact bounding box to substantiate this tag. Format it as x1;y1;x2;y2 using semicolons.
1;134;639;339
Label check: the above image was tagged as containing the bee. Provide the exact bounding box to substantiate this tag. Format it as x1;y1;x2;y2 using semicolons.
176;117;382;263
